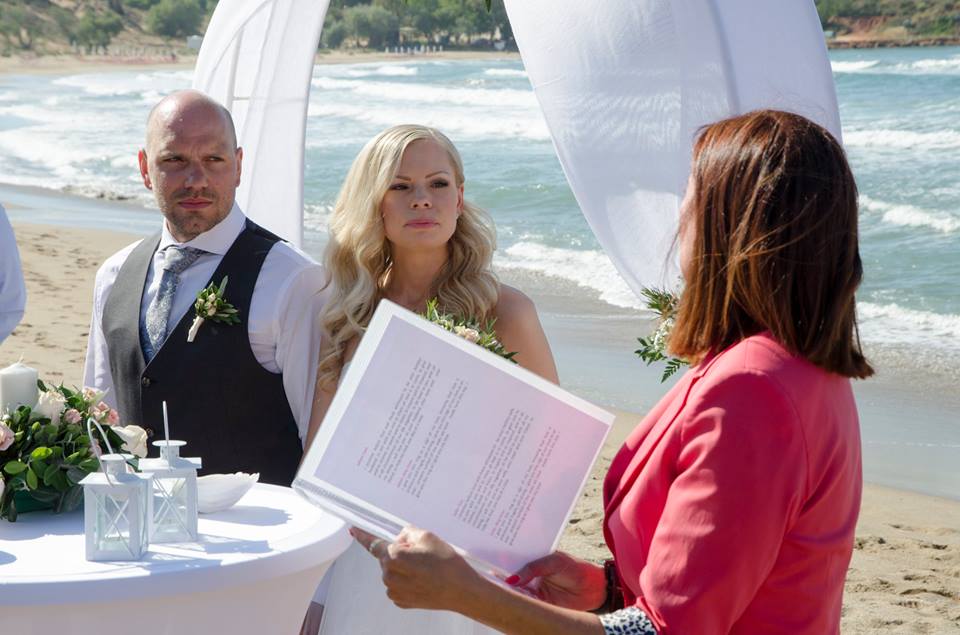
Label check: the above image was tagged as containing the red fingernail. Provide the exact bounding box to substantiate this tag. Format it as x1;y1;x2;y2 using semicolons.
505;575;520;585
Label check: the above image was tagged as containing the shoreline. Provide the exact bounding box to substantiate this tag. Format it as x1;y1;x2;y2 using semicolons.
0;49;519;77
2;40;960;77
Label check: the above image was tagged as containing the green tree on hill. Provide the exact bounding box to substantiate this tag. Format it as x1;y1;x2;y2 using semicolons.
75;11;124;54
344;4;399;48
147;0;204;38
0;3;42;51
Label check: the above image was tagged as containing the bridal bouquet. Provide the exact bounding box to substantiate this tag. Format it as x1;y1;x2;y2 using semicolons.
422;299;518;363
0;382;148;522
635;287;688;382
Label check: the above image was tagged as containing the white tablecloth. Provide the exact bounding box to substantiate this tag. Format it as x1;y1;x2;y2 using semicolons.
0;483;350;634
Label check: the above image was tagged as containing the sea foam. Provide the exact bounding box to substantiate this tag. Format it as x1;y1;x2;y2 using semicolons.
860;195;960;234
495;241;643;310
844;128;960;150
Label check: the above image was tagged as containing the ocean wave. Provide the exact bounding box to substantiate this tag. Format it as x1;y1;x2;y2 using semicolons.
843;128;960;150
494;241;642;309
310;77;539;109
830;60;879;73
317;64;420;78
858;302;960;350
306;101;551;141
483;68;527;78
830;57;960;76
53;71;191;97
891;57;960;75
859;195;960;234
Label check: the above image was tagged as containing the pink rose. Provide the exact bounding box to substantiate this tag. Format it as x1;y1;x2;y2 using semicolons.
0;421;14;451
63;409;82;425
106;409;120;425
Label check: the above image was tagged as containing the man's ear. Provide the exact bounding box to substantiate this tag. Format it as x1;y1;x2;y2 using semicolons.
235;147;243;187
138;149;152;190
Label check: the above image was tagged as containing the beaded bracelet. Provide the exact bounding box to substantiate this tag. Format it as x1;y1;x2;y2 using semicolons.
589;559;625;614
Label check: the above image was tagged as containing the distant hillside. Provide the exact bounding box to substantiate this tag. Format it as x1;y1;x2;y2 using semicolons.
3;1;960;57
817;0;960;45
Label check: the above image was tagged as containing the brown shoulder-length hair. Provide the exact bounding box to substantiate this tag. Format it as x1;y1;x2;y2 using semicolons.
669;109;873;378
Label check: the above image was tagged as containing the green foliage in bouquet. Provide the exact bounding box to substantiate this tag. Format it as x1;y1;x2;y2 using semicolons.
422;298;518;363
0;382;139;522
635;287;689;383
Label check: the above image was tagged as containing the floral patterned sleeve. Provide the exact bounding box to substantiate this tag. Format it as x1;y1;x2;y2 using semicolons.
599;606;659;634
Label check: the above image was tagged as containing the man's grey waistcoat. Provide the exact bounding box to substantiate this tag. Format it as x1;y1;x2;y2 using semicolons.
102;220;303;486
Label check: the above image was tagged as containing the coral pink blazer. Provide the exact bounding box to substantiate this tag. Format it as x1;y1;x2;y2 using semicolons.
603;333;861;634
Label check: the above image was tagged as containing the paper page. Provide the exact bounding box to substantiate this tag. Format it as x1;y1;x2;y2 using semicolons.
295;301;612;574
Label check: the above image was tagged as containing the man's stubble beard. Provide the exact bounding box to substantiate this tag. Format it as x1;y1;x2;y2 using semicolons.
157;191;233;242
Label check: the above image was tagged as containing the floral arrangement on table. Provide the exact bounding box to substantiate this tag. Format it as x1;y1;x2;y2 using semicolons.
422;298;518;363
635;287;689;382
0;382;148;522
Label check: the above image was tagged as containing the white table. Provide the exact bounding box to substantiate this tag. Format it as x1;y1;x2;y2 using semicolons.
0;483;350;634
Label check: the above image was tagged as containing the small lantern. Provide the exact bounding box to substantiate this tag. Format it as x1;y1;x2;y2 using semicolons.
139;440;201;543
81;454;152;561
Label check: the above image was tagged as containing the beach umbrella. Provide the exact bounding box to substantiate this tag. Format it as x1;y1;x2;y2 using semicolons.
503;0;840;293
192;0;330;248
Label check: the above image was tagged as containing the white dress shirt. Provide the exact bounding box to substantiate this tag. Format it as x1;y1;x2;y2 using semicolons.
83;205;327;443
0;203;27;344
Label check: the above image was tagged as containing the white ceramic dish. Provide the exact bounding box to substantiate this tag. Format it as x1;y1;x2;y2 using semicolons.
197;472;259;513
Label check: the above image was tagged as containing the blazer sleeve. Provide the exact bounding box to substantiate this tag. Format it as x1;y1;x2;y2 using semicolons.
633;370;808;635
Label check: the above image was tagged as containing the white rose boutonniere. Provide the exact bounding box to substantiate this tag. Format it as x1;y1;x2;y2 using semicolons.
187;276;241;343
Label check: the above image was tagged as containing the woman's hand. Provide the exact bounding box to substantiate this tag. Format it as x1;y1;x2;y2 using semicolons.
351;526;484;612
506;552;607;611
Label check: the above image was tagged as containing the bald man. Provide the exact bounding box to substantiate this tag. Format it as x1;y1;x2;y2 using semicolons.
83;90;325;485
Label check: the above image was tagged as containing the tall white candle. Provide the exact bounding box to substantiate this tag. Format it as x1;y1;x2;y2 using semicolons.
0;361;39;414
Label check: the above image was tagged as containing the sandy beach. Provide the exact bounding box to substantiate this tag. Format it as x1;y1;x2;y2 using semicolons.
2;208;958;632
0;49;519;77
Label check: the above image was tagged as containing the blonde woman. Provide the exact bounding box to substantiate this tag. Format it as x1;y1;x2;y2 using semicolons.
303;125;558;635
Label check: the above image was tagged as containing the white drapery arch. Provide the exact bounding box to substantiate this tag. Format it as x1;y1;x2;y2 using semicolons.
196;0;838;294
193;0;330;247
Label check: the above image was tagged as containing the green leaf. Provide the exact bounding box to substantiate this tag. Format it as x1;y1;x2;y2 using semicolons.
3;460;28;475
218;275;229;295
42;462;59;485
61;485;83;512
66;466;88;486
49;470;70;493
79;458;100;472
25;467;38;490
31;446;53;461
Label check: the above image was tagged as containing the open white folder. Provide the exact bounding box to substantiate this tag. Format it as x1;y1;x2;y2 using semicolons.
294;300;613;575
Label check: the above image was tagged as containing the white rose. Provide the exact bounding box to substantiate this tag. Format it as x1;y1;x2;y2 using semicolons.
34;390;66;426
454;326;480;343
206;306;216;316
112;425;148;458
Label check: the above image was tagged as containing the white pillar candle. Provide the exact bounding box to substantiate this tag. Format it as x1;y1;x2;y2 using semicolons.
0;361;39;414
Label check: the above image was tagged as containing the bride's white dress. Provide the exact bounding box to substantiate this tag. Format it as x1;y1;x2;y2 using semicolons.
317;362;497;635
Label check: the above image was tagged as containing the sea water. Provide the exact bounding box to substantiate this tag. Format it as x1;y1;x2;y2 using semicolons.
0;48;957;497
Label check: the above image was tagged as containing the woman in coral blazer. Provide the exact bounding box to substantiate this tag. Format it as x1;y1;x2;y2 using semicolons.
350;110;873;635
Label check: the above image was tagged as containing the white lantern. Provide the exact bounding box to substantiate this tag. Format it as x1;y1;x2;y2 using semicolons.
81;454;152;561
139;440;201;543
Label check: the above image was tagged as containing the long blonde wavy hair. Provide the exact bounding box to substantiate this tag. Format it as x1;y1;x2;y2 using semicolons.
317;125;499;390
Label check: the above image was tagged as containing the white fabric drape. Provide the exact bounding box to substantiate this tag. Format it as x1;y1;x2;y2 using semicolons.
193;0;330;247
503;0;839;294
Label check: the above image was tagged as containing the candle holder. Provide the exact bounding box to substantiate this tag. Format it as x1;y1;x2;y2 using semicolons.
138;440;201;543
80;453;152;562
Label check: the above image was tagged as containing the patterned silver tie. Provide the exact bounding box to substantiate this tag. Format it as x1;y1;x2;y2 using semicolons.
141;245;206;361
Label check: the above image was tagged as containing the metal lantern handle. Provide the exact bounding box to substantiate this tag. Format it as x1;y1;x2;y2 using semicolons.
85;417;117;483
